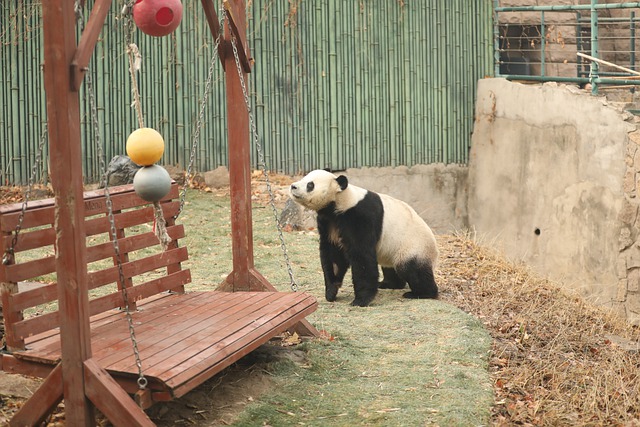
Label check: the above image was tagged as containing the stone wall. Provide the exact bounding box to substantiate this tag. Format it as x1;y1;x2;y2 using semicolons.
618;130;640;323
468;77;640;324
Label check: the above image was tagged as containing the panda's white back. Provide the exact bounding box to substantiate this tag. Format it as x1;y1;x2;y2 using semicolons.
376;193;439;269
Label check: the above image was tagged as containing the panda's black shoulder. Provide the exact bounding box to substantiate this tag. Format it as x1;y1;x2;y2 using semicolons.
349;190;382;213
338;191;384;227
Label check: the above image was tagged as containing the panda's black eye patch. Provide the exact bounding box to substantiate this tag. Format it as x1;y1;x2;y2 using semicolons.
306;182;315;192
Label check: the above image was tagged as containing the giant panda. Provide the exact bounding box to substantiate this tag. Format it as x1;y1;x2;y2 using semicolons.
289;169;439;307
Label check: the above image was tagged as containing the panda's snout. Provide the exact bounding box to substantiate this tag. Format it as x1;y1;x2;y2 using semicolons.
290;183;302;199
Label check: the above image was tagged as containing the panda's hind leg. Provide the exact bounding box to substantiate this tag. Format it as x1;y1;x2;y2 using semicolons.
378;267;407;289
397;258;438;299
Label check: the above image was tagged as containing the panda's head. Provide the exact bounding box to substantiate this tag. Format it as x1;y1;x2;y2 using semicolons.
289;169;348;211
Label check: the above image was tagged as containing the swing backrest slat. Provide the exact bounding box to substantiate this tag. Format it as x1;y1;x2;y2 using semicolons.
0;182;190;351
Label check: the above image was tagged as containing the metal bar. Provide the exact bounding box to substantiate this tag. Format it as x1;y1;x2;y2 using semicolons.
632;12;636;71
590;0;599;95
496;2;640;12
541;11;546;77
504;74;640;85
577;11;584;78
494;0;501;76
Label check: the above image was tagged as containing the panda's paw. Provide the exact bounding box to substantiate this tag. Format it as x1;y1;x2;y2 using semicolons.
350;298;372;307
403;291;438;300
378;280;406;290
325;284;340;302
350;292;377;307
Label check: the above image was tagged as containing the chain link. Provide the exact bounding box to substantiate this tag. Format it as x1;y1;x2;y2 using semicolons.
116;0;147;389
2;124;48;266
230;31;298;292
74;1;148;390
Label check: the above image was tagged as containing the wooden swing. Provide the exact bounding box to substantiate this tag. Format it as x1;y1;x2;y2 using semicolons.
0;1;318;425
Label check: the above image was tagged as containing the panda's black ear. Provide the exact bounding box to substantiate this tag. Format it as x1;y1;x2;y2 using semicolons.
336;175;348;191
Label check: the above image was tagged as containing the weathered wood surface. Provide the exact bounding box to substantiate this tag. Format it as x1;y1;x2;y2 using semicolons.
1;183;318;406
5;290;317;400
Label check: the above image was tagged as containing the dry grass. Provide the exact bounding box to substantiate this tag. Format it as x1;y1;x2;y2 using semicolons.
246;174;640;425
438;233;640;426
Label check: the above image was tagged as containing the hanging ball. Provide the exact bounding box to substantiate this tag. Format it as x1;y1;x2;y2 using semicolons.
133;165;172;202
132;0;183;37
126;127;165;166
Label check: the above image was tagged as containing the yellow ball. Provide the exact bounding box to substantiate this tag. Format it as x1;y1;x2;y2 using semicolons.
126;128;165;166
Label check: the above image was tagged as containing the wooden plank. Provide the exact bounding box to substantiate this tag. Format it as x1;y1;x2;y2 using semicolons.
82;183;179;213
94;292;247;369
84;201;180;237
11;269;191;341
6;290;318;404
88;291;216;362
0;201;179;259
71;0;113;91
0;204;55;232
0;183;179;242
1;353;57;378
86;224;185;264
161;293;314;378
0;227;55;255
0;183;178;221
20;293;177;354
2;222;183;290
3;255;56;284
8;363;63;427
168;295;318;397
113;292;287;374
87;246;189;288
83;358;155;426
24;291;207;361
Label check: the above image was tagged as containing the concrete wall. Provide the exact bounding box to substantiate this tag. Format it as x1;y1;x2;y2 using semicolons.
468;78;639;323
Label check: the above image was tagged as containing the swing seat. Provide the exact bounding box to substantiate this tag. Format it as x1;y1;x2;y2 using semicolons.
0;183;317;408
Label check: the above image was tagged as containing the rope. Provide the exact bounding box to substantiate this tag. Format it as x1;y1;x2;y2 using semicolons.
122;1;171;250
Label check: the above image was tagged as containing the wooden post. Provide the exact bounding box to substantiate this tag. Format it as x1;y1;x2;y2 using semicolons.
11;1;154;425
41;1;94;424
214;2;319;337
217;0;271;292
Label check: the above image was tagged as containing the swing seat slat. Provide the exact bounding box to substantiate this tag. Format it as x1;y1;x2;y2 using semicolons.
0;183;318;407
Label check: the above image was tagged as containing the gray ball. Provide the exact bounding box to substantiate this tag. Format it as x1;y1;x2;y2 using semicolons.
133;165;171;202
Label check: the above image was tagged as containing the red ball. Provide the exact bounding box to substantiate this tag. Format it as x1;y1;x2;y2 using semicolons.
133;0;183;37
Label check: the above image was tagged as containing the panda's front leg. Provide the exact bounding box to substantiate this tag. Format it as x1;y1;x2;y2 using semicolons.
319;239;349;302
348;249;379;307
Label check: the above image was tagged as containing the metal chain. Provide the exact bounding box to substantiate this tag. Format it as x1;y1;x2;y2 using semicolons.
175;8;226;220
1;124;48;265
230;31;298;292
76;1;148;390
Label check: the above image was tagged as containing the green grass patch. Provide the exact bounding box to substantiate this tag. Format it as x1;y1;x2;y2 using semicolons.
176;188;493;426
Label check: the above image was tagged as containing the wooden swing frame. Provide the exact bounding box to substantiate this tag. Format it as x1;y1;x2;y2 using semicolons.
3;0;318;425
